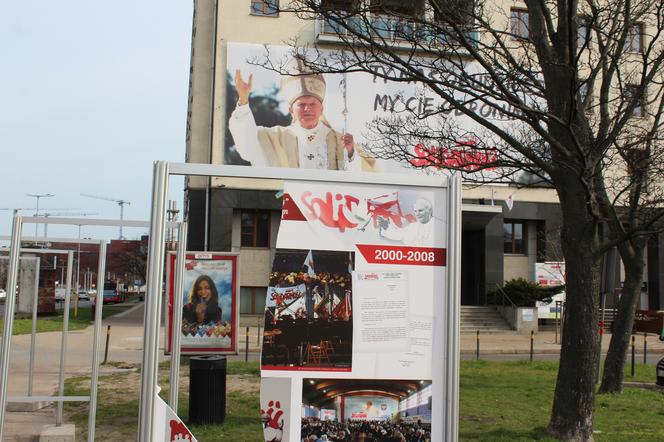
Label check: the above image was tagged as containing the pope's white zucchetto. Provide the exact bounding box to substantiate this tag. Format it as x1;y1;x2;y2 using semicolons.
280;57;326;105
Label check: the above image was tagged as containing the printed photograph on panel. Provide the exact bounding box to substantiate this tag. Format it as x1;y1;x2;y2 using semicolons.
301;378;432;441
260;377;291;442
261;249;354;372
168;254;238;353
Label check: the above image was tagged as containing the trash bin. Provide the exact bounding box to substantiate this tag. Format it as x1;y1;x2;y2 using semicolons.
189;356;227;425
657;357;664;387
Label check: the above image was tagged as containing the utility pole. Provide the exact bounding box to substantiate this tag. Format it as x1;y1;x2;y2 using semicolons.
25;193;55;238
166;200;180;250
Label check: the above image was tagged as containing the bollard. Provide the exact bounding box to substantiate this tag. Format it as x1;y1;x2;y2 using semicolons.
245;326;250;362
103;325;111;365
631;334;636;377
644;333;648;365
530;330;534;362
476;330;480;360
257;317;261;347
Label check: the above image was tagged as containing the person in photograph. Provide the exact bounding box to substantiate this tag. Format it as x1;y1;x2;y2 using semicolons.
379;198;438;246
182;275;222;325
229;57;377;171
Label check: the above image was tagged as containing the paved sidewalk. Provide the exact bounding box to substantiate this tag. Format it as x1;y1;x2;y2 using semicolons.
3;303;664;440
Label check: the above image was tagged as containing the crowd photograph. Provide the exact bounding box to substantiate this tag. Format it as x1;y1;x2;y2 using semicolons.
261;249;354;370
301;378;432;441
300;418;431;442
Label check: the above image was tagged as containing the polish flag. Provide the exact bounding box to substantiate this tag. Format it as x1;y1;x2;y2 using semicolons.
366;192;415;228
505;192;516;212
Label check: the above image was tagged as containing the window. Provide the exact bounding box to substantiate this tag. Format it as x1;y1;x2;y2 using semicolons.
432;0;474;27
321;0;362;34
251;0;278;16
625;84;645;117
241;210;271;247
504;220;527;254
577;16;591;48
369;0;424;17
370;0;424;40
510;9;529;40
579;80;593;110
624;23;643;53
241;287;267;314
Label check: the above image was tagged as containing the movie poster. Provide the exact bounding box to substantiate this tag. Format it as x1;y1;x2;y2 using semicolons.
260;180;446;441
166;253;239;354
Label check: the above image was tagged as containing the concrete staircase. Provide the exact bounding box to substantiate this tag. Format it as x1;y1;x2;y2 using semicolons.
460;305;513;333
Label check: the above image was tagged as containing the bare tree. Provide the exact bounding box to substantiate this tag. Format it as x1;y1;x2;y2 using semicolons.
256;0;664;439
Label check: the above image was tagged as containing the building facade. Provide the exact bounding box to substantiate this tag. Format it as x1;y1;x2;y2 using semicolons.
183;0;663;320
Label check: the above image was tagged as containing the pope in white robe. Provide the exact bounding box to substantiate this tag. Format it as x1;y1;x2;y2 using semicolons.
229;58;377;172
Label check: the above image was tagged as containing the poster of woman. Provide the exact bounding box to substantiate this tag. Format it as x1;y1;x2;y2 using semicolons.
167;252;239;354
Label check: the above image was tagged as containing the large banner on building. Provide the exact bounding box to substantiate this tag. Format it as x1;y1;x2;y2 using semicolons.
166;252;239;354
260;180;446;441
225;42;505;175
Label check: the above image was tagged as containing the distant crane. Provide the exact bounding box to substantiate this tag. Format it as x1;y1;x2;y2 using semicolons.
42;212;99;237
81;194;132;239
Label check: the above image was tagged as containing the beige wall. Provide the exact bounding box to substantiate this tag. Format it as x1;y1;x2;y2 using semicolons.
504;255;529;281
232;209;281;287
186;0;217;189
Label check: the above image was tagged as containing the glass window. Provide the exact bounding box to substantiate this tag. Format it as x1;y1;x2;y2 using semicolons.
241;210;271;247
510;9;529;40
624;23;643;53
578;16;591;48
240;287;267;314
625;84;645;117
251;0;278;16
504;221;527;254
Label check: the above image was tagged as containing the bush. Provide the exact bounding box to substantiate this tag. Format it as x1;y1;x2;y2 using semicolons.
488;278;564;307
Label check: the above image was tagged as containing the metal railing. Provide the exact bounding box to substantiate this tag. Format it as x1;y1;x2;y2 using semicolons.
487;282;517;309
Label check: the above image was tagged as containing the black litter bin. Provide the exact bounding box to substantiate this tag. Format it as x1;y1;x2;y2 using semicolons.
189;356;227;425
657;357;664;386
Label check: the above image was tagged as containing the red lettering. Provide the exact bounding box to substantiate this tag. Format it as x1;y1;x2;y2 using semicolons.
300;191;359;232
408;140;498;171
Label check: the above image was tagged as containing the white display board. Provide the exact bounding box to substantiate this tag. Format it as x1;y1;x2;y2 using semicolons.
535;262;566;319
259;180;450;441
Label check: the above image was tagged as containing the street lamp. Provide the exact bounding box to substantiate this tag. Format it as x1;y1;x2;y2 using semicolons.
25;193;54;238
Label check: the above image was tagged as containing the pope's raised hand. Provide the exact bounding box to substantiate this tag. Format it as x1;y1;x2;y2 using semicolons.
235;69;253;106
342;133;355;157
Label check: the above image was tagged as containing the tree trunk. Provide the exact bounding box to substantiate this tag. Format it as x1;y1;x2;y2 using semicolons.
598;249;645;394
547;193;601;441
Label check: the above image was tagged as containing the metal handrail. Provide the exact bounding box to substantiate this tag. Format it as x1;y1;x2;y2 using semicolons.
488;282;517;309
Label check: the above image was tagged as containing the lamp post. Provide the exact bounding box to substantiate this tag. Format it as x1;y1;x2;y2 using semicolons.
25;193;54;238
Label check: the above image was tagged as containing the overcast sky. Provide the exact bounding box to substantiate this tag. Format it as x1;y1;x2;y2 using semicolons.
1;1;193;243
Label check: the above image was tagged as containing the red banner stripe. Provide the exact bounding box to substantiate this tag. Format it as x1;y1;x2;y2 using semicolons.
356;244;446;266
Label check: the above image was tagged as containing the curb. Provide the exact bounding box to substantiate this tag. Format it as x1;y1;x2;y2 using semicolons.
110;301;144;319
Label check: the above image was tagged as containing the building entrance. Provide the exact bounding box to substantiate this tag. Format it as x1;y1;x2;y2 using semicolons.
461;229;486;305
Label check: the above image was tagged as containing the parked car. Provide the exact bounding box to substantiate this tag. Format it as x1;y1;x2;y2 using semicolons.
0;288;6;302
101;289;123;304
76;290;89;301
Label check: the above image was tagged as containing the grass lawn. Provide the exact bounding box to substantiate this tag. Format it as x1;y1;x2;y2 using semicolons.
60;359;664;441
0;303;136;335
460;360;664;441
